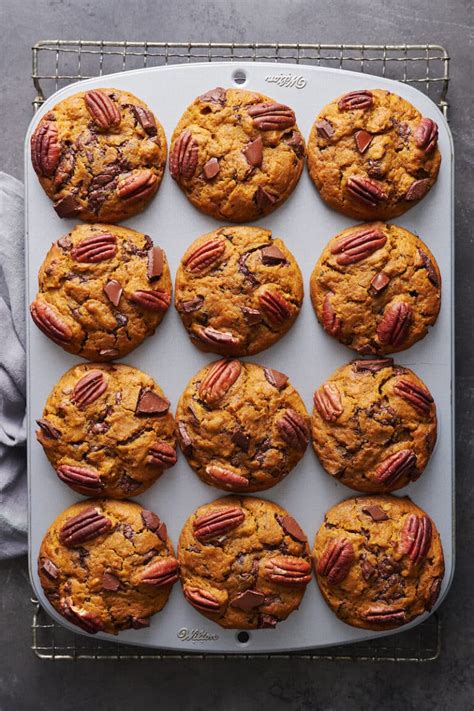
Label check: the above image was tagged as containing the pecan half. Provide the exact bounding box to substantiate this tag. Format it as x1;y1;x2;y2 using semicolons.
263;556;312;586
276;409;308;450
258;288;291;325
243;136;263;167
417;248;440;287
183;237;226;274
352;357;393;373
414;118;438;153
193;506;245;541
313;383;343;422
169;130;199;180
199;359;242;404
400;514;432;565
71;233;117;263
374;448;417;486
206;464;249;490
183;586;221;612
354;129;373;153
139;557;179;587
85;90;121;129
147;441;177;468
406;178;431;201
363;606;406;626
60;597;104;634
247;102;295;130
131;105;157;135
264;367;288;390
377;301;412;347
195;326;241;349
57;465;103;494
330;228;387;265
30;300;72;345
317;538;354;585
72;370;107;408
130;289;170;312
394;378;434;415
117;170;158;201
59;507;112;547
322;293;342;337
346;176;387;206
31;122;60;176
338;90;374;111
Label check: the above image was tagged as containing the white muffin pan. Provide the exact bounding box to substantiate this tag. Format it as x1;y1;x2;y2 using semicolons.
25;62;454;652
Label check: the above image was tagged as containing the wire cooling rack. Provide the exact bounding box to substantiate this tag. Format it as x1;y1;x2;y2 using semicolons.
30;40;449;662
32;41;450;115
32;599;441;661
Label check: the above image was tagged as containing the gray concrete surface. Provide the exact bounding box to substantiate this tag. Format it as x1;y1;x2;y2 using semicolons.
0;0;473;709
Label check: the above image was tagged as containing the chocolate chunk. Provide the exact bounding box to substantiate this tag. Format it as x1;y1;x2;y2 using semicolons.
354;129;373;153
255;187;277;211
180;296;204;313
99;348;119;358
101;572;120;591
199;87;227;105
241;306;262;325
243;136;263;167
156;521;168;542
230;590;265;611
237;251;259;286
57;236;72;250
258;613;278;628
264;367;288;390
406;179;431;201
178;421;193;456
316;119;334;139
418;248;440;287
131;616;150;629
261;244;287;265
285;130;305;158
120;523;134;540
369;271;390;294
131;105;157;136
118;473;140;493
232;428;250;452
36;418;61;439
115;312;128;328
278;514;307;542
203;157;220;179
141;509;161;532
40;557;59;580
135;388;170;416
362;505;389;522
103;279;122;306
352;358;393;373
147;246;163;281
54;194;80;218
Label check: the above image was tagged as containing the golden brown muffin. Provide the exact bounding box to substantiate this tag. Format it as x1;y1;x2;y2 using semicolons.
310;222;441;355
174;225;303;356
313;495;444;630
30;88;166;222
168;87;305;222
36;363;177;498
38;499;179;635
30;224;171;361
311;358;437;493
178;496;312;629
307;89;441;220
176;360;310;493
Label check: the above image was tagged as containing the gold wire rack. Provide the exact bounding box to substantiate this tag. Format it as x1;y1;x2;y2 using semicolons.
30;40;449;661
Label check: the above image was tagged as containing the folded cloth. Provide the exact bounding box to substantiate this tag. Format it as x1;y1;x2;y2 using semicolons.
0;172;27;558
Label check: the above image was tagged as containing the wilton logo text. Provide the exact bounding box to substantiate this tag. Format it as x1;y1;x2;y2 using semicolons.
178;627;219;642
265;73;307;89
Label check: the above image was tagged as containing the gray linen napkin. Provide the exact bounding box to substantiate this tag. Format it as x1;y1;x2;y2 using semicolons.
0;171;27;558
